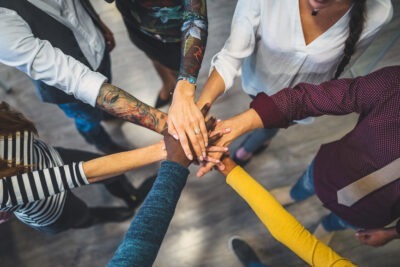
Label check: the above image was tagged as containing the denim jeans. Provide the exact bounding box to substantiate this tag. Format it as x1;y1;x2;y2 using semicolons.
58;102;112;146
33;51;114;148
290;160;354;231
238;95;279;153
241;128;279;153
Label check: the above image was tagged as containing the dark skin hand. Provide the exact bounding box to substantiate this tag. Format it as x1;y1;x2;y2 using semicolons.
356;227;399;247
100;22;116;52
217;156;238;177
164;104;222;167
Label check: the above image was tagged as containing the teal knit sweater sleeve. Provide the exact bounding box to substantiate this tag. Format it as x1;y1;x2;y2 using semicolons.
107;160;189;267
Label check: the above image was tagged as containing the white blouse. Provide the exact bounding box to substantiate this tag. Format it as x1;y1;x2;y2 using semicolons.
211;0;393;97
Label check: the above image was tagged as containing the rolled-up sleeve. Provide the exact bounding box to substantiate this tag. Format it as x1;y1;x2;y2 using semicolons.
210;0;260;91
0;8;106;106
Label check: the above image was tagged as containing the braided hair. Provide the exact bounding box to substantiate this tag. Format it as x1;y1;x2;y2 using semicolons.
333;0;367;79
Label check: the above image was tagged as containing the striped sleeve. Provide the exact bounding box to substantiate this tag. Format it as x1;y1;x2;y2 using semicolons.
0;162;88;208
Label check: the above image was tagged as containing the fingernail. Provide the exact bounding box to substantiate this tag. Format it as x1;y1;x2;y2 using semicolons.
199;156;203;161
205;142;208;147
188;154;193;161
197;172;203;177
224;147;229;151
173;134;179;140
202;152;206;158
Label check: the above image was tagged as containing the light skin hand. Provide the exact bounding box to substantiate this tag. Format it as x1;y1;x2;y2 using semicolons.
168;80;207;161
196;109;264;177
355;227;399;247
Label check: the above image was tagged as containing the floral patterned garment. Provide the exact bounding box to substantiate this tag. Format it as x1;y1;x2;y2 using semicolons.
118;0;208;82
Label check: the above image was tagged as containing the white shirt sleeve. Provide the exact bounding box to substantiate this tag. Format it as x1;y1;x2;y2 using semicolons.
210;0;261;91
0;8;106;107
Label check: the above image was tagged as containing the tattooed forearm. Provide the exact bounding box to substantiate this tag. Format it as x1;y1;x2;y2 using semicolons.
179;0;208;83
96;83;167;133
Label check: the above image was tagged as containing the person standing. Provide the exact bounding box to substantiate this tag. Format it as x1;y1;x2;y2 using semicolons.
112;0;210;162
0;0;123;154
196;0;392;166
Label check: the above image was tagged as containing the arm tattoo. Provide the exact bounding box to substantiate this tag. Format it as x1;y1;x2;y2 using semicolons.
179;0;208;83
96;83;167;133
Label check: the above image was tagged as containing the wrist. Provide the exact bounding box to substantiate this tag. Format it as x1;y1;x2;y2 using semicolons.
174;80;196;98
177;75;197;85
228;110;261;138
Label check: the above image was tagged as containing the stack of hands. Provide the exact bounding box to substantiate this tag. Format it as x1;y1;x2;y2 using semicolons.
163;103;253;178
162;103;398;249
166;102;262;176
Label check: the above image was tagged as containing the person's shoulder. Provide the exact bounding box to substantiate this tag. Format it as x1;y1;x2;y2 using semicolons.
365;0;393;28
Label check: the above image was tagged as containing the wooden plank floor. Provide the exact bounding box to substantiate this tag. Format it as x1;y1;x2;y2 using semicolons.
0;1;399;266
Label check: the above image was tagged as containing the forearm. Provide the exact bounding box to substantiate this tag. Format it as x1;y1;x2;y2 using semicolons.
108;161;189;267
83;142;165;183
179;0;208;82
226;167;354;267
196;69;226;108
223;109;264;140
96;83;167;133
251;68;398;128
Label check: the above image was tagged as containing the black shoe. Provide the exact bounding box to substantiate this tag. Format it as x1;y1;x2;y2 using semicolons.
105;177;142;210
105;175;157;210
74;206;135;228
229;236;263;266
137;174;157;200
232;142;270;167
90;207;134;224
155;91;172;108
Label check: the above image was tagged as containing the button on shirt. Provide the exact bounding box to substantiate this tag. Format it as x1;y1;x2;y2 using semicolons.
0;1;107;106
211;0;393;97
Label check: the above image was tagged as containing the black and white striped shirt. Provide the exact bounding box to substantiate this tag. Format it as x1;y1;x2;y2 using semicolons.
0;131;89;227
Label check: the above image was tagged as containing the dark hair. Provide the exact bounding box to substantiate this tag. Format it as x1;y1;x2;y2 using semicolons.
0;101;37;136
334;0;367;79
0;102;37;177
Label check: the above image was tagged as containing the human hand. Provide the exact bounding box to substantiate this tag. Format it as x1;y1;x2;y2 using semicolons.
0;211;12;224
355;228;398;247
101;23;115;52
165;104;220;167
167;80;208;162
196;109;264;177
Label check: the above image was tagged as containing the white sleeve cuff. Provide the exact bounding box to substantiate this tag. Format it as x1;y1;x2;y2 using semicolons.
78;161;90;185
76;70;107;107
